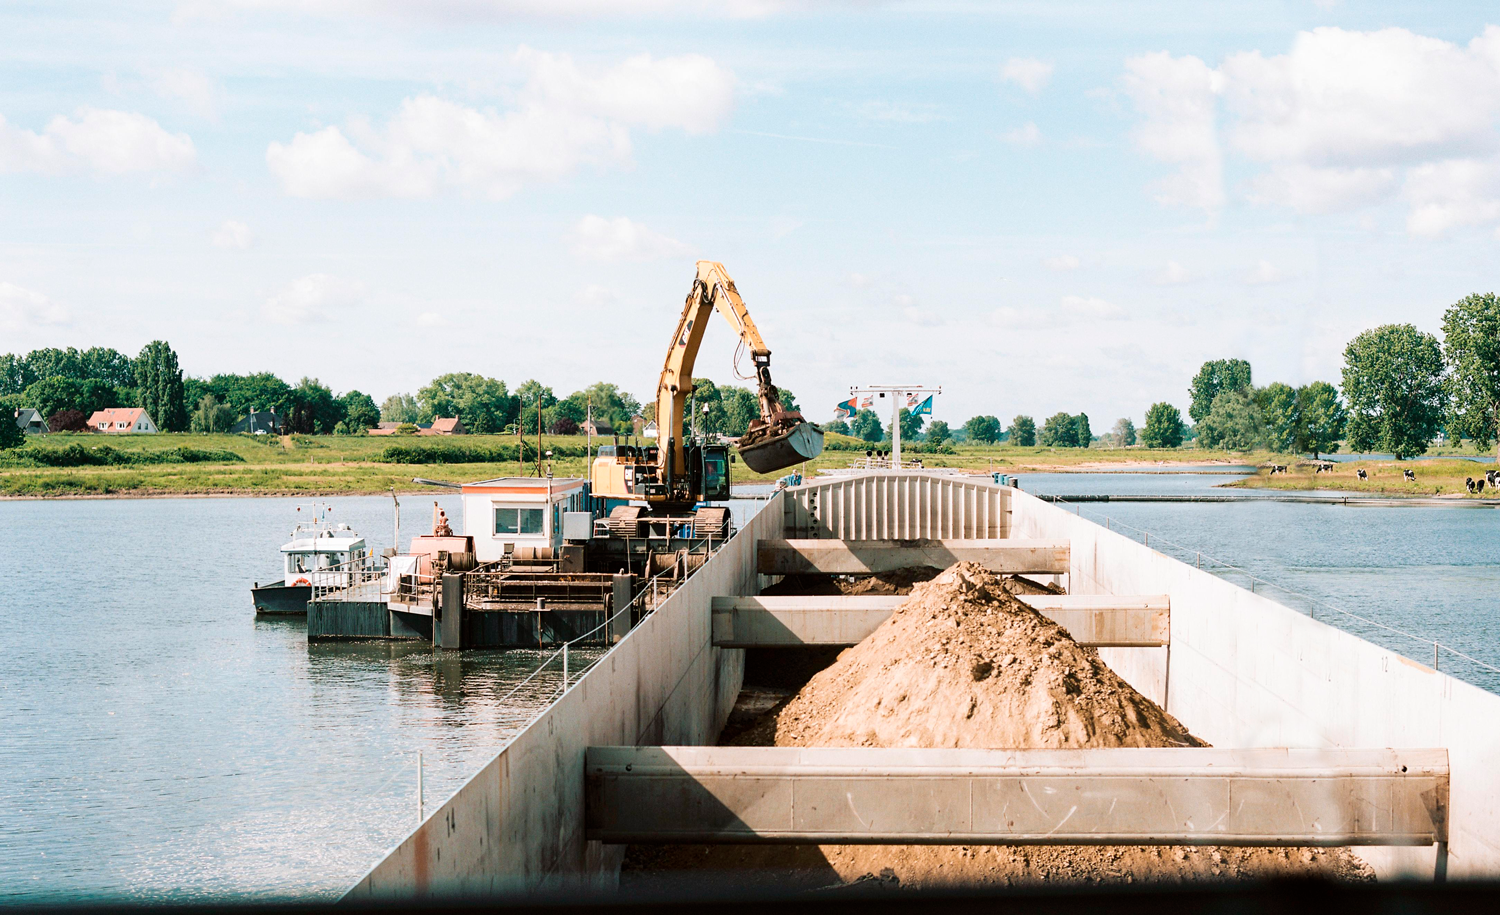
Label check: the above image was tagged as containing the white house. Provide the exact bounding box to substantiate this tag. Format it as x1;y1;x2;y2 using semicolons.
87;408;158;434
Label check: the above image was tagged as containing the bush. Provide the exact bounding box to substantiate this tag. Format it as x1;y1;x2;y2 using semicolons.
14;444;245;467
376;442;589;464
48;409;89;432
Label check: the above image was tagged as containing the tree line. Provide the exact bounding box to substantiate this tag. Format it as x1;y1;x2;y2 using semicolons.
1;342;798;444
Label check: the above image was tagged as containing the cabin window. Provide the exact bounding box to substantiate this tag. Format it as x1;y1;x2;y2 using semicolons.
704;457;727;496
495;507;544;536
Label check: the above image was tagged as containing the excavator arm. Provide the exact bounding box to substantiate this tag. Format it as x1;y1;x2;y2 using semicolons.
658;261;822;488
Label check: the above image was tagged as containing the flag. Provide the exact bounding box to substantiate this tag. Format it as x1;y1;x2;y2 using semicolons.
833;397;857;419
860;395;874;409
912;395;933;417
906;392;920;408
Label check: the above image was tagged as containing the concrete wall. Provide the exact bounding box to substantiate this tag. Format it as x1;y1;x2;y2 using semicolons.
345;494;785;898
1009;487;1500;879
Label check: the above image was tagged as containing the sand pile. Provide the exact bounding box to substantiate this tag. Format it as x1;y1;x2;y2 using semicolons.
767;562;1198;750
622;562;1372;890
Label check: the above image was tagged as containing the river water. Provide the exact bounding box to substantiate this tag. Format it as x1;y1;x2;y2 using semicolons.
1;476;1497;901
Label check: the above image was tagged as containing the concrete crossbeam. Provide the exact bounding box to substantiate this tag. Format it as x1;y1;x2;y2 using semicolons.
711;594;1169;648
757;538;1069;576
584;746;1449;847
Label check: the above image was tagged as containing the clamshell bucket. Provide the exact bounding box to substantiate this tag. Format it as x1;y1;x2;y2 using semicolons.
737;417;824;474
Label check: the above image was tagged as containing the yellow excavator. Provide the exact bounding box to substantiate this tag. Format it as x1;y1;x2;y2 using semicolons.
591;261;823;530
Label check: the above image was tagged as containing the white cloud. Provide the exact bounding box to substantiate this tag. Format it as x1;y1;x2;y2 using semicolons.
212;220;254;249
1245;260;1288;284
1123;25;1500;232
1061;294;1124;319
263;274;365;325
0;281;69;330
153;68;221;119
1000;58;1054;94
569;214;691;262
1120;51;1224;211
266;47;734;200
1001;122;1042;147
1403;158;1500;236
0;108;196;176
576;284;619;307
1154;261;1191;285
1041;255;1080;271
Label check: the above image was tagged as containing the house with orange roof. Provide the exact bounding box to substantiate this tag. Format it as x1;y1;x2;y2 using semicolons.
87;408;158;434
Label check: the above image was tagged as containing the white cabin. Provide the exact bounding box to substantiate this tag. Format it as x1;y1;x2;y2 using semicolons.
281;524;368;587
459;477;589;562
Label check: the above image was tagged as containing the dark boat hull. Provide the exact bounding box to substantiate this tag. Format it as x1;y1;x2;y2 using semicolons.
252;581;312;616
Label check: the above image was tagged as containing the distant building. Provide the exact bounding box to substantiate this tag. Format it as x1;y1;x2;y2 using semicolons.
632;415;645;436
230;410;282;435
582;418;614;437
88;408;157;434
429;417;467;435
642;420;658;439
15;408;49;434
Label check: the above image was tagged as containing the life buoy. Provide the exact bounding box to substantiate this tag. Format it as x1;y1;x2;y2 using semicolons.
292;578;311;587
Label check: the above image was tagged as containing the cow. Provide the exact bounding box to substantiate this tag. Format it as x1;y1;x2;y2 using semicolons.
1467;477;1476;493
1403;468;1416;482
1479;478;1487;493
1357;468;1368;481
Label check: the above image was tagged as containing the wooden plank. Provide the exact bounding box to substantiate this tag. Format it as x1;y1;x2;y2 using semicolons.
585;746;1449;847
757;538;1069;576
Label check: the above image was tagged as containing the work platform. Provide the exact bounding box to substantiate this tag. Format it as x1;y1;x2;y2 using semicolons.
348;471;1500;898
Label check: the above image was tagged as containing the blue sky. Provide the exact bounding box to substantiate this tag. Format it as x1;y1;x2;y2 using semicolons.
3;1;1499;430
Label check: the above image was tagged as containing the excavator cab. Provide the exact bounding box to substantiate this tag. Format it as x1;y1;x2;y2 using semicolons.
692;443;731;502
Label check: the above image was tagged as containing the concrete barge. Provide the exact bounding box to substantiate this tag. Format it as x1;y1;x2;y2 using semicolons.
345;471;1500;896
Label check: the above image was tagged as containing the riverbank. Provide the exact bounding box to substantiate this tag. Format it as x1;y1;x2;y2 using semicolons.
0;432;1293;498
1228;458;1500;499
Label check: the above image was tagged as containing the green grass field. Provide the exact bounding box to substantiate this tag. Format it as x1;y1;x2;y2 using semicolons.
2;431;1492;498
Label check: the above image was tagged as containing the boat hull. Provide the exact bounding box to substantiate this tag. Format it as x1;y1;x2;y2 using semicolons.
252;580;312;616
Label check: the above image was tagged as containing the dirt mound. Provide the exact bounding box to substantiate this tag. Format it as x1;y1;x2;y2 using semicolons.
767;562;1198;750
622;563;1373;890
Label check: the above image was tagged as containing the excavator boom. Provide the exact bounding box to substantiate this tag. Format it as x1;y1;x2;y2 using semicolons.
659;261;823;482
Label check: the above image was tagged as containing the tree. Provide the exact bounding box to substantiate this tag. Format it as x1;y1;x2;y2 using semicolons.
963;415;1001;444
897;406;924;440
207;372;293;418
1141;402;1184;448
551;416;579;435
340;391;380;430
1259;382;1300;452
23;377;124;420
1297;381;1345;458
47;409;88;432
1112;417;1136;447
1195;390;1264;451
1442;292;1500;455
779;389;799;412
0;406;21;449
720;386;761;436
1008;415;1036;447
287;378;343;434
1342;324;1446;459
134;340;188;432
190;394;238;433
1189;358;1253;423
419;373;516;433
1040;412;1079;447
1073;413;1092;448
381;393;420;424
926;420;950;446
850;408;884;442
824;419;851;435
567;382;642;428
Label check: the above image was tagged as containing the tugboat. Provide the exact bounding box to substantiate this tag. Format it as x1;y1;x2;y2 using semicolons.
251;503;370;616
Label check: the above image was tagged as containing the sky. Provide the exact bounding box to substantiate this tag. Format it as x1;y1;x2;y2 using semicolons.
3;1;1499;430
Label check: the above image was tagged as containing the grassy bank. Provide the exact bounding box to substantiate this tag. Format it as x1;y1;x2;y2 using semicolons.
0;430;1318;498
1229;457;1499;499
